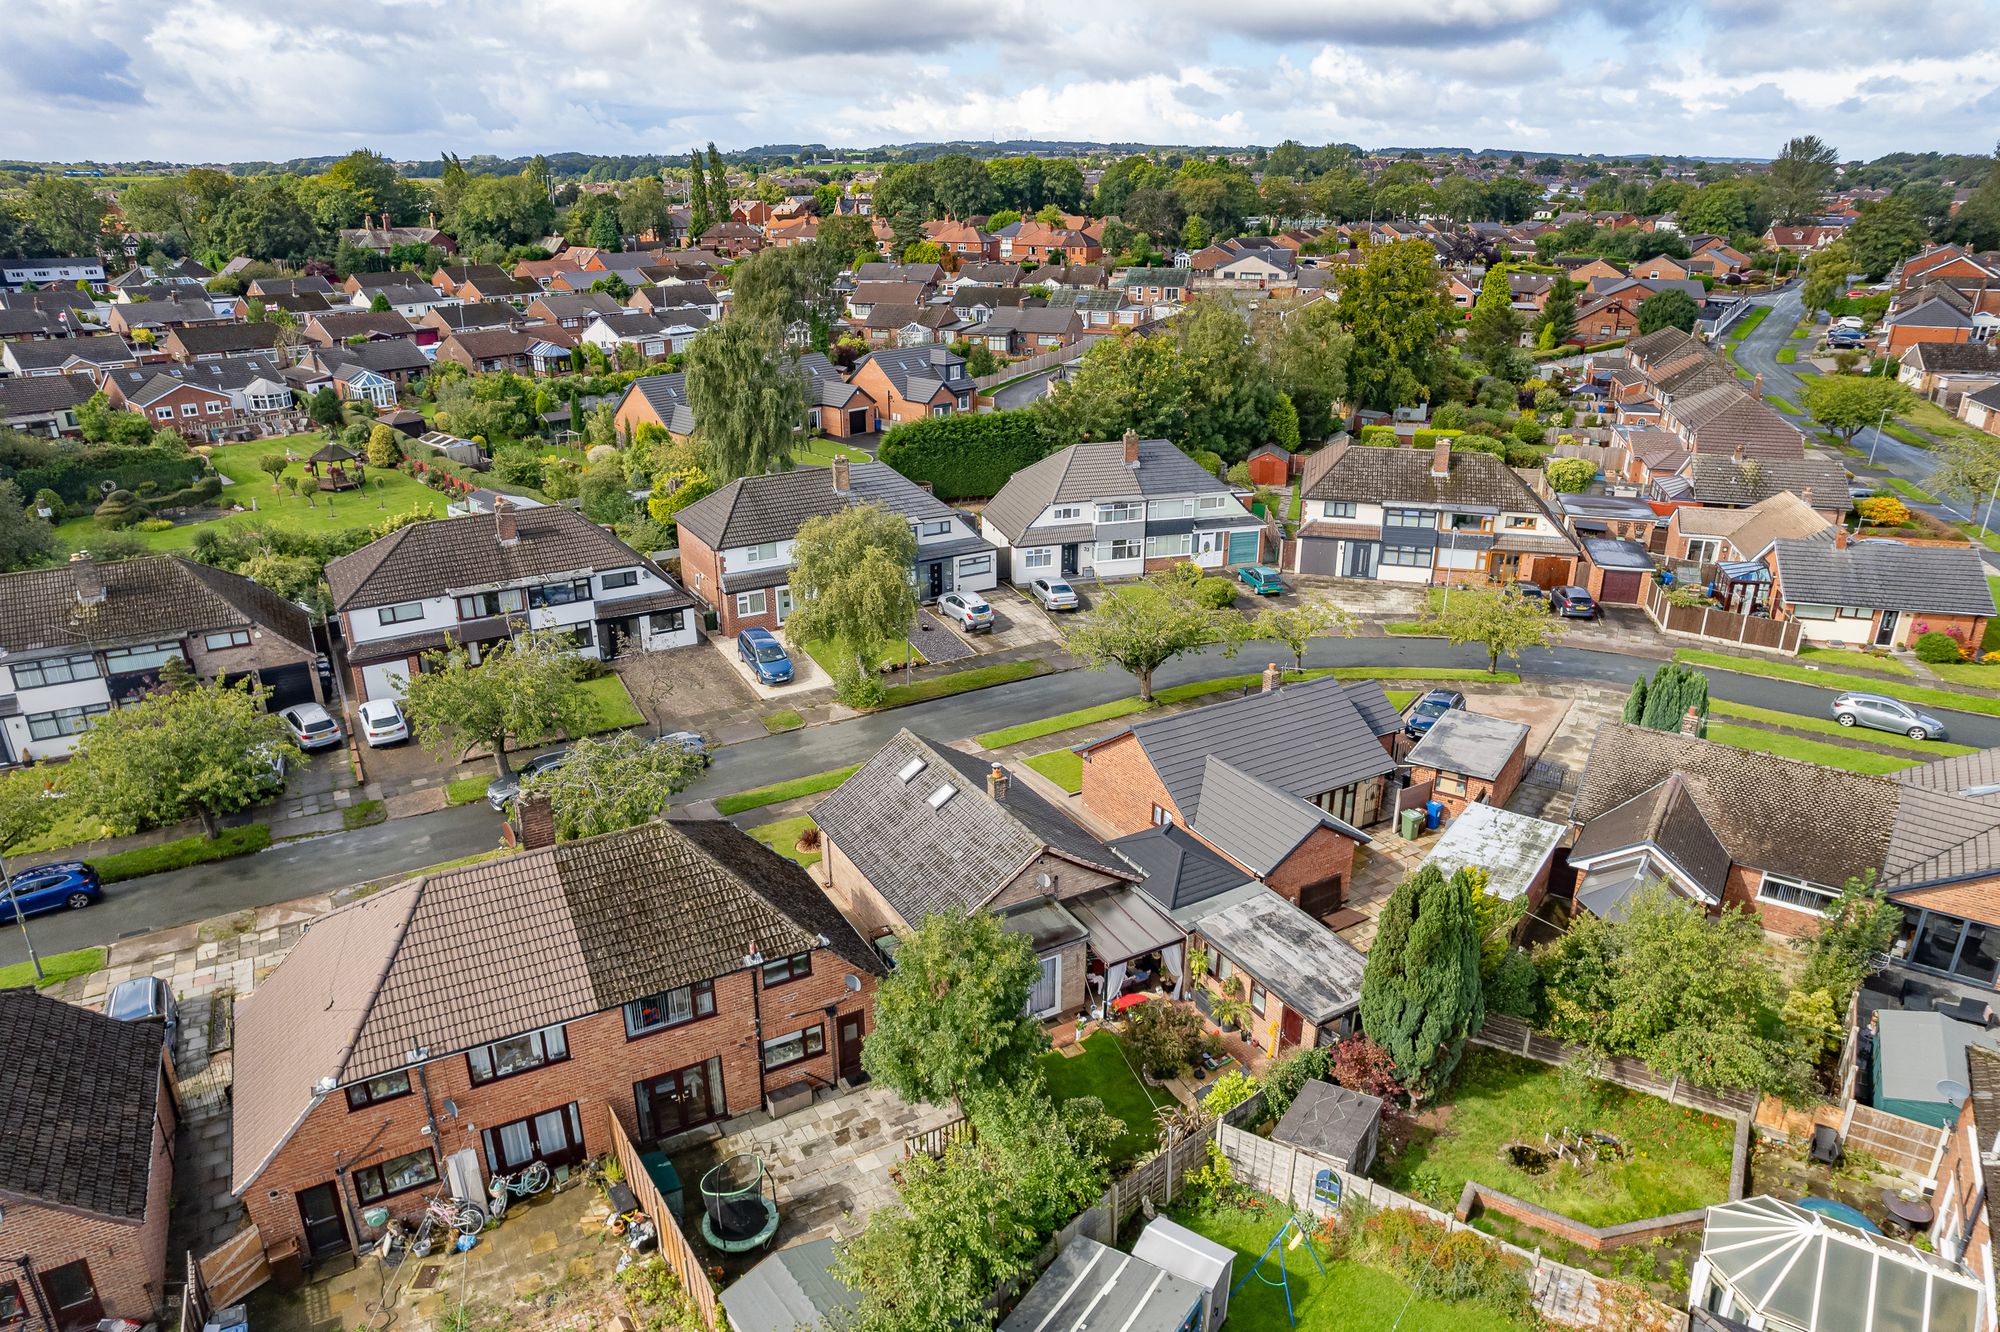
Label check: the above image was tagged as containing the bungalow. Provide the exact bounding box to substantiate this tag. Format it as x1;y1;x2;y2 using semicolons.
420;301;523;337
106;298;224;338
523;291;625;330
303;309;422;347
1663;490;1831;580
1900;341;2000;402
0;372;96;436
1770;532;1995;651
813;733;1183;1021
627;282;721;321
581;310;697;359
1664;452;1851;519
309;339;431;396
161;321;283;363
964;306;1083;356
1961;383;2000;439
675;456;998;636
432;263;538;306
433;327;539;376
1;334;138;380
1183;884;1369;1052
846;281;932;318
848;345;971;425
981;432;1261;583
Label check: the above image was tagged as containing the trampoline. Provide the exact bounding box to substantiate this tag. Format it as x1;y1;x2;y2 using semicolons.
1796;1197;1883;1234
699;1152;781;1253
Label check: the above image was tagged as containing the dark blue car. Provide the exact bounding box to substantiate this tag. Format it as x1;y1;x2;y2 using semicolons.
1;861;102;922
738;627;795;685
1403;689;1466;739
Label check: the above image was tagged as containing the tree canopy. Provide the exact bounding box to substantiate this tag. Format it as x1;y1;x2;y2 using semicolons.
399;628;594;777
782;502;920;697
1336;239;1458;418
1418;585;1567;673
519;731;703;840
1796;373;1913;444
1358;863;1485;1100
1062;576;1241;701
682;316;806;479
1636;288;1700;335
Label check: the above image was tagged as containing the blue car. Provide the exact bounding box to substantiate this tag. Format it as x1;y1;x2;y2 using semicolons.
1403;689;1466;739
738;626;795;685
1;861;102;922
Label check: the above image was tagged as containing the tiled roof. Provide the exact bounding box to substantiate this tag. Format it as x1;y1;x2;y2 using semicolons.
674;460;960;552
1112;823;1252;922
0;371;96;416
0;554;313;656
1902;342;2000;374
1302;440;1557;512
427;301;522;331
1187;757;1368;876
969;306;1082;336
983;438;1236;543
167;322;283;355
1720;491;1833;557
856;345;966;406
5;334;135;369
1568;771;1733;901
1680;454;1850;508
811;731;1135;923
232;819;878;1190
1668;385;1806;459
1774;539;1996;616
0;987;165;1219
443;327;539;359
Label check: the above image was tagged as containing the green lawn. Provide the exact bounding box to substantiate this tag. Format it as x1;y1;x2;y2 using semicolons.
1904;397;1995;449
1385;689;1420;711
714;764;860;816
577;673;645;732
1789;323;1812;340
874;659;1043;709
803;636;920;677
49;435;452;555
1766;394;1799;415
1710;700;1974;755
792;436;868;468
1727;306;1770;340
1796;645;1911;676
0;946;107;990
1883;422;1931;448
1381;1049;1734;1227
762;709;805;733
1168;1202;1537;1332
445;775;493;806
1705;723;1920;774
1025;748;1082;793
93;824;272;883
1927;663;2000;690
1036;1031;1169;1170
1881;477;1940;505
1958;523;2000;554
746;815;821;867
1775;348;1798;365
342;798;386;830
1675;648;2000;718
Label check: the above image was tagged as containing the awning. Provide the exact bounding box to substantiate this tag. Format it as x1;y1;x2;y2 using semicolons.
1000;899;1088;955
1066;888;1184;965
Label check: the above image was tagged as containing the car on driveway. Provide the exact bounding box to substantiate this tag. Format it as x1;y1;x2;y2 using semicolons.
280;702;344;750
938;590;996;633
1832;692;1948;741
107;975;178;1055
358;698;409;747
1510;580;1549;607
0;861;101;923
486;748;572;811
1236;565;1285;595
1848;482;1878;500
1550;586;1599;618
1030;577;1080;611
1403;689;1466;740
737;627;794;685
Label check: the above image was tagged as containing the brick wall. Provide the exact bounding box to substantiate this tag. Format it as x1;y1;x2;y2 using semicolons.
1719;863;1822;940
241;951;873;1259
7;1072;175;1323
1078;734;1178;834
1261;825;1358;918
1408;741;1527;821
1456;1181;1709;1252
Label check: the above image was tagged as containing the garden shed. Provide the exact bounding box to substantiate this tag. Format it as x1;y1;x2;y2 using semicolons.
1871;1009;2000;1128
1270;1078;1383;1175
720;1237;858;1332
1001;1236;1204;1332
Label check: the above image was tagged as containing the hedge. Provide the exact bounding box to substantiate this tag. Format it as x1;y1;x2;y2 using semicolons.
1411;428;1464;448
8;444;206;506
1357;425;1399;447
876;411;1055;500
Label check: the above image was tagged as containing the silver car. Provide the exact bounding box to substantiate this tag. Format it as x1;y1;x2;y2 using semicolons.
1030;577;1080;611
1832;692;1948;741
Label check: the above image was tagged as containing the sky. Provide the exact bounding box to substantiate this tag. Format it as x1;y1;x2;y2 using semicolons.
5;0;1998;166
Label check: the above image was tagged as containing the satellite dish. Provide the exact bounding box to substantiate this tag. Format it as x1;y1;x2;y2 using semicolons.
1938;1078;1971;1107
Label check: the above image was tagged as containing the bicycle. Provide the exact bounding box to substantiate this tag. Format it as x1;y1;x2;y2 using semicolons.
486;1160;551;1219
379;1193;486;1260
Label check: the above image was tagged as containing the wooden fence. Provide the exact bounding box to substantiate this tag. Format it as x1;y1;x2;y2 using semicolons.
971;334;1104;390
175;1248;210;1332
904;1114;973;1159
605;1107;722;1332
1641;579;1803;654
1474;1014;1761;1119
1843;1102;1951;1183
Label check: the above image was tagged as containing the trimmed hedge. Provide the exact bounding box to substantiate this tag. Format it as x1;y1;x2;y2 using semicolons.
877;411;1055;500
1412;428;1464;448
8;444;205;506
1357;425;1399;446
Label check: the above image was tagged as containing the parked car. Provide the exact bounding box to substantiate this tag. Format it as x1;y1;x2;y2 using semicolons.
486;748;573;811
1030;577;1080;611
1550;586;1599;618
1833;315;1868;331
279;702;344;751
938;590;996;633
1236;565;1286;595
0;861;101;923
1509;580;1549;607
1832;692;1948;742
106;975;178;1055
1403;689;1466;739
358;698;409;747
737;627;794;685
1848;482;1879;500
651;730;709;765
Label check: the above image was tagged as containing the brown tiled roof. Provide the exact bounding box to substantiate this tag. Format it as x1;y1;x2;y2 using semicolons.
232;819;881;1191
1669;384;1806;458
0;987;165;1220
1680;454;1850;508
443;327;538;359
0;554;313;657
1302;440;1556;513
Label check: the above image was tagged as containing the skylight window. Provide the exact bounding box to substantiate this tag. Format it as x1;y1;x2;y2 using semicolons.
898;757;928;784
927;784;957;810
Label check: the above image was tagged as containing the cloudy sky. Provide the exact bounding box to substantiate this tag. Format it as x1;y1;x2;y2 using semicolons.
6;0;1997;164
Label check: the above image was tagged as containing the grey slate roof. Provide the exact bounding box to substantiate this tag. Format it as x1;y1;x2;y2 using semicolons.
1405;708;1530;781
0;371;96;417
1111;823;1253;924
1901;342;2000;375
0;986;165;1220
0;554;313;657
982;438;1233;543
1190;887;1367;1024
5;334;135;370
810;732;1135;924
1773;539;1997;616
1568;771;1734;901
674;460;962;552
854;345;966;405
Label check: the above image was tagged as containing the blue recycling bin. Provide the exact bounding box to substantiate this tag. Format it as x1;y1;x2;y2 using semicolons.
1424;799;1444;830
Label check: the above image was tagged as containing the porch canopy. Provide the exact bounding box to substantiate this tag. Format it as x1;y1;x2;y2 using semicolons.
1066;886;1187;1007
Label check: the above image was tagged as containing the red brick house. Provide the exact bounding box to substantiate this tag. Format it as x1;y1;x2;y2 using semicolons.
0;987;177;1331
1934;1044;2000;1320
1402;709;1531;820
1769;531;1995;651
848;345;972;425
229;818;882;1265
433;327;538;375
1078;671;1402;924
106;373;236;437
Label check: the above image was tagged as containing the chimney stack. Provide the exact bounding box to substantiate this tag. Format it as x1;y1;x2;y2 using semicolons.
1680;706;1703;737
1801;487;1812;508
1752;372;1763;399
987;763;1009;801
831;454;850;494
1262;662;1282;693
1430;438;1452;479
517;793;556;849
1834;523;1849;550
1732;444;1746;463
69;550;105;606
494;497;518;546
1123;429;1140;467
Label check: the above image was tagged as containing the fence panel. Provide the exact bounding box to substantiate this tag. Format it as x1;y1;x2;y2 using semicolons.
1470;1017;1758;1118
1844;1103;1950;1182
605;1107;722;1332
971;335;1103;390
1641;579;1802;655
197;1224;268;1310
176;1248;211;1332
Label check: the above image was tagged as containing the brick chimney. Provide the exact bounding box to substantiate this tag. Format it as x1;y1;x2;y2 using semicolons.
1680;706;1703;737
986;763;1009;801
1262;661;1282;693
1834;523;1849;549
69;550;105;605
517;792;556;849
1123;429;1140;467
494;497;518;546
831;454;850;494
1800;487;1812;509
1732;444;1746;463
1752;372;1763;399
1430;438;1451;479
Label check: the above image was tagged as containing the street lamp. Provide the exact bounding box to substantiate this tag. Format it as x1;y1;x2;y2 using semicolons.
1867;404;1891;467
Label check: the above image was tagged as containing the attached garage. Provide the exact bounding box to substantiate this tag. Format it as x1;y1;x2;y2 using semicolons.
1226;529;1262;565
251;661;318;710
1296;537;1340;575
1582;537;1654;605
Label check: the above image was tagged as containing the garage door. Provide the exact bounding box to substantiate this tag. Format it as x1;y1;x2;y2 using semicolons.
1227;529;1262;565
255;662;318;710
1297;538;1340;575
1598;571;1645;604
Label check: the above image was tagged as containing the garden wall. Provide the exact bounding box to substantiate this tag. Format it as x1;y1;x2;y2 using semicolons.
1472;1014;1760;1119
1455;1182;1709;1252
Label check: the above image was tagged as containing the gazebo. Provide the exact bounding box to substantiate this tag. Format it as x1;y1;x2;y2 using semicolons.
306;441;363;491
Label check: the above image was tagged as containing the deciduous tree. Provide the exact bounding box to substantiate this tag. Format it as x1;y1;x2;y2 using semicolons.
400;628;594;778
682;316;806;478
1418;585;1567;673
1256;298;1350;443
782;503;919;691
1636;288;1700;335
0;766;60;857
1063;577;1240;701
1766;135;1840;224
1249;598;1355;673
1336;239;1457;419
520;731;702;840
1797;373;1912;445
861;908;1049;1104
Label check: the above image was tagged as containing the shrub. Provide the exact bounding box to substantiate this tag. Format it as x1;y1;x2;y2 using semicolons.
1189;449;1225;479
135;518;175;532
1260;1044;1332;1121
1358;1208;1534;1316
1430;403;1467;430
1486;948;1541;1018
1328;1036;1405;1108
10;443;203;506
1200;1069;1259;1117
1123;998;1209;1079
31;488;64;520
1412;428;1464;449
93;488;147;528
94;824;273;883
491;447;546;488
833;665;887;709
876;411;1054;499
1915;630;1967;664
1193;577;1237;609
1225;461;1251;486
1545;457;1596;493
1856;495;1910;528
1357;425;1398;447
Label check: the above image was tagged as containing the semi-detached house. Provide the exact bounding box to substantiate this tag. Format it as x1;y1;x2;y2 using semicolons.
980;433;1263;584
325;503;699;703
675;456;999;638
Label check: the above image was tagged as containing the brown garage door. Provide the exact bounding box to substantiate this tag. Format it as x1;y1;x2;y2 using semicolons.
1598;570;1646;604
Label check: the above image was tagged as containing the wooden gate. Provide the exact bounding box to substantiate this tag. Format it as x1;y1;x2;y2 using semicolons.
198;1224;270;1309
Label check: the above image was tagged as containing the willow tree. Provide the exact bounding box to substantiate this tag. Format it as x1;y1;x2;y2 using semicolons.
682;316;805;479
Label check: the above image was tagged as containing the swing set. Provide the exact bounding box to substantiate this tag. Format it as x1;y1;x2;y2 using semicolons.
1227;1210;1326;1329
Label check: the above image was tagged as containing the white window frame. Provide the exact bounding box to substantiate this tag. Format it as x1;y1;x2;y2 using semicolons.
154;406;172;420
1050;505;1085;522
1023;547;1054;570
736;589;769;618
1198;494;1228;512
204;630;250;650
1096;502;1142;525
1105;538;1142;562
746;541;780;563
1755;871;1839;916
180;402;200;417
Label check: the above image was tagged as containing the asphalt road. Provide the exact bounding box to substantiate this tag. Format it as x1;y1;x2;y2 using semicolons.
989;368;1058;409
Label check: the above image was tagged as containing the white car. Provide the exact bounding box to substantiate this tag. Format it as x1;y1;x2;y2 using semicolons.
1030;577;1080;611
358;699;409;747
279;702;345;751
1833;315;1867;331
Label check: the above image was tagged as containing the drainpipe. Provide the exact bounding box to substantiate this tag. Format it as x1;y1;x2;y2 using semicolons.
749;962;768;1111
413;1058;447;1188
14;1256;56;1332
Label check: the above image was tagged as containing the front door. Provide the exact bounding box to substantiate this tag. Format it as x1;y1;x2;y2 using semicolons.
1279;1007;1305;1050
927;561;944;598
837;1012;867;1085
1060;544;1079;577
1875;610;1900;648
1341;541;1379;578
296;1182;350;1260
38;1261;103;1332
